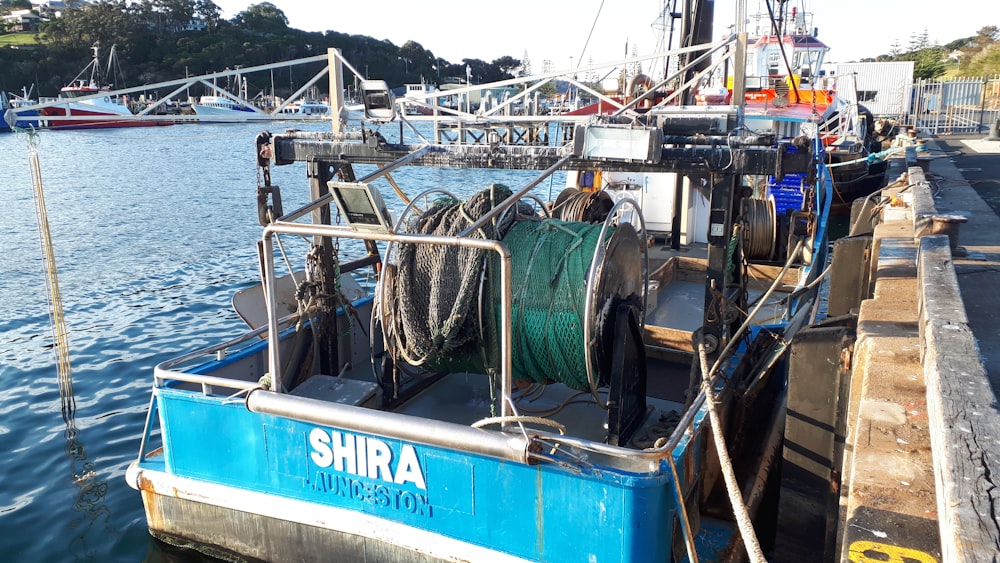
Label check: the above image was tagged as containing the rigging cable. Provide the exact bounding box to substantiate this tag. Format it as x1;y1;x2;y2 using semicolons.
576;0;607;71
764;0;801;104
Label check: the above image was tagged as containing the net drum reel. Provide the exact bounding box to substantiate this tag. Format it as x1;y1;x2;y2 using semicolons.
500;196;649;444
498;196;650;445
377;185;650;445
550;187;614;223
584;197;649;444
741;195;778;261
372;187;462;403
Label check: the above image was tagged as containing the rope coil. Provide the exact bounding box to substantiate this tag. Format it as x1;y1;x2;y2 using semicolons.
741;197;776;261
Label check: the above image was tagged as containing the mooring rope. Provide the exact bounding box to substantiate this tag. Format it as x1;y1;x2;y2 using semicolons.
25;132;73;402
697;338;767;563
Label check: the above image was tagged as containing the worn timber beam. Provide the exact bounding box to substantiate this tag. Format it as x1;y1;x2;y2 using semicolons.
270;132;811;177
918;235;1000;562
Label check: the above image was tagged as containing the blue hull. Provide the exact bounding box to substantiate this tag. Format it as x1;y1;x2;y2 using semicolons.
131;370;720;561
3;109;43;130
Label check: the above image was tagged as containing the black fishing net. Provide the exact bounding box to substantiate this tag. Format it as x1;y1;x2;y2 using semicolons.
381;184;526;373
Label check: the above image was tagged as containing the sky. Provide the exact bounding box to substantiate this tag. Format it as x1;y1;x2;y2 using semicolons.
211;0;997;70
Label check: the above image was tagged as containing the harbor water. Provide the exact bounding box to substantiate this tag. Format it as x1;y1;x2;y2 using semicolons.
0;122;567;562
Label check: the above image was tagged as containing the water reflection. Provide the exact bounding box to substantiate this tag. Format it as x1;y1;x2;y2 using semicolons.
61;377;114;559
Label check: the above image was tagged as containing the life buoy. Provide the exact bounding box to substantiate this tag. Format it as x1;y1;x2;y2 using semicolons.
103;96;110;102
626;73;655;98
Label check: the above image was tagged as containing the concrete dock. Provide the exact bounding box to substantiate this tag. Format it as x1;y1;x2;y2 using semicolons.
834;135;1000;562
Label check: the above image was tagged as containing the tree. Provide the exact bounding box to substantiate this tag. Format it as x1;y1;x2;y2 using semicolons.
957;26;1000;75
41;0;144;56
233;2;288;34
194;0;221;30
398;40;436;81
970;26;999;51
963;43;1000;76
491;56;521;77
889;39;902;58
909;28;931;52
911;46;947;79
155;0;196;31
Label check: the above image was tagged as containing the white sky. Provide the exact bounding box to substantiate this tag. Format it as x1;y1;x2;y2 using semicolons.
212;0;997;69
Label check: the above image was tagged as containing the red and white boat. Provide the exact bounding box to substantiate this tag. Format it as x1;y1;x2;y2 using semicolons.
37;43;168;129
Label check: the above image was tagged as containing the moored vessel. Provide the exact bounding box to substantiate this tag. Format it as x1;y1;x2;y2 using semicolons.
126;5;843;558
33;43;168;130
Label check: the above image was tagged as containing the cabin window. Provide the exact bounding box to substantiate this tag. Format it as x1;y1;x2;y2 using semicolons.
767;52;781;74
858;91;877;102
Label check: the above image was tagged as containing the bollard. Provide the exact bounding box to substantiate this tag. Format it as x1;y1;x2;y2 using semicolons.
931;214;968;255
989;118;1000;141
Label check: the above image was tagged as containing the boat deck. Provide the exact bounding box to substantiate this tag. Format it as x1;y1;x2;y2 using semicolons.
391;371;687;447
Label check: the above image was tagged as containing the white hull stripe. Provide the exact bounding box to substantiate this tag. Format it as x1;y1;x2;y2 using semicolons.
127;462;530;562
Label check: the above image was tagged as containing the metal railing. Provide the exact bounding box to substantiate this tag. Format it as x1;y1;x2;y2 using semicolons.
904;75;1000;134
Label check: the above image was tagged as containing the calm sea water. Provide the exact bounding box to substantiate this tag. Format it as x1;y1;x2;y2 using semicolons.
0;121;566;562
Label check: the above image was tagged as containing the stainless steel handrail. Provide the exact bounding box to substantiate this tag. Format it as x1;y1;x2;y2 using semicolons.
261;221;516;420
246;389;531;464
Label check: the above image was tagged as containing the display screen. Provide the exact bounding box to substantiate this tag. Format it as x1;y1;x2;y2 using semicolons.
337;187;379;223
330;182;391;230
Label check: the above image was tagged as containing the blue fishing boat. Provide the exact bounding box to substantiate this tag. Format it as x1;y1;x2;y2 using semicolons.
127;6;837;561
2;86;43;130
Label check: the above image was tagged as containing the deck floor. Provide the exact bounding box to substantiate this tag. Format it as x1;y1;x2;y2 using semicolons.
393;371;687;446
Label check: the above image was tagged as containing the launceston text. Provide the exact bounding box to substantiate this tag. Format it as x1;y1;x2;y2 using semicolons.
308;428;432;516
311;471;432;516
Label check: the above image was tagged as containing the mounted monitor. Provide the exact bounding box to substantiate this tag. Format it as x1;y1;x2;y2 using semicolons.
327;181;393;232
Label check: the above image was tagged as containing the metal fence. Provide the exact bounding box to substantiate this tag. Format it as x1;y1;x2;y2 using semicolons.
905;75;1000;135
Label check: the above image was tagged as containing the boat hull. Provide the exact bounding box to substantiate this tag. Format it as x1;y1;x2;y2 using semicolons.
827;154;889;207
128;382;705;562
37;106;169;129
192;101;271;123
132;466;531;562
3;108;45;130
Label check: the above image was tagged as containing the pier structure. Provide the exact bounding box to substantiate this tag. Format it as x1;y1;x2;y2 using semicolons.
776;135;1000;561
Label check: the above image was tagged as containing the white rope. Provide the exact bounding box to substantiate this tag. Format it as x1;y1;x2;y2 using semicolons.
471;415;567;436
697;340;767;563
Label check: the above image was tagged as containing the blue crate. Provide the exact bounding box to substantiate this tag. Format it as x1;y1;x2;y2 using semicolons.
767;173;805;215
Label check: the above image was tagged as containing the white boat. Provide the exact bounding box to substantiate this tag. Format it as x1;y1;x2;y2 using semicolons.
31;43;166;129
401;83;440;115
276;99;332;121
191;95;270;122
